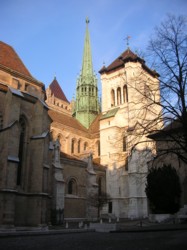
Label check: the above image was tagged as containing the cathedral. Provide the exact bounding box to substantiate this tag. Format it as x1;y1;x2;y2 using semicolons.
0;18;161;228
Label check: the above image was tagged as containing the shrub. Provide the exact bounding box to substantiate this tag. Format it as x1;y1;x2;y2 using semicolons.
145;164;181;214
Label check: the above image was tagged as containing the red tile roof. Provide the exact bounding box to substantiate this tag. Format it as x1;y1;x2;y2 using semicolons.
0;41;32;78
88;113;101;137
99;48;159;77
48;109;89;133
49;78;69;103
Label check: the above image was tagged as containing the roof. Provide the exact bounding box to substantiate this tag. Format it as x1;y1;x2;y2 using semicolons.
60;151;86;164
88;113;101;135
99;48;159;77
100;107;119;120
148;119;183;139
48;109;88;133
49;78;69;103
0;41;32;78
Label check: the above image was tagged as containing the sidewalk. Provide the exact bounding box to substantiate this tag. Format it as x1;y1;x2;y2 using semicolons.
113;219;187;233
0;219;187;237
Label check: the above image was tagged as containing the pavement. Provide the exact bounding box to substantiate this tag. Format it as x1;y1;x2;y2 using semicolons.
0;219;187;237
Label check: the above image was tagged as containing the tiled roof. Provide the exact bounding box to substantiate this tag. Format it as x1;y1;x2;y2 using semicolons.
0;41;32;78
49;78;69;103
88;113;101;135
99;49;159;77
48;109;88;133
99;49;138;74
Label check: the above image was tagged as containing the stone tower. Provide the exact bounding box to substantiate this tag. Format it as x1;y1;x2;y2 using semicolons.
74;18;100;129
99;48;161;218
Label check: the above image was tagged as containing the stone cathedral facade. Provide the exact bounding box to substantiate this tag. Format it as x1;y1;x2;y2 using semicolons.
46;19;161;219
0;19;161;228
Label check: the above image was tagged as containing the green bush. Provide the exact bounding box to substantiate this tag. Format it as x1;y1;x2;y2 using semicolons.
145;164;181;214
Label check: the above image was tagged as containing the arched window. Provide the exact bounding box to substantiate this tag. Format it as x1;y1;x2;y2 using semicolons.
123;85;128;103
0;112;3;129
71;139;75;154
123;136;127;152
78;140;81;153
17;116;27;185
117;87;121;105
144;84;151;99
111;89;115;107
67;178;77;195
97;141;100;156
84;142;88;151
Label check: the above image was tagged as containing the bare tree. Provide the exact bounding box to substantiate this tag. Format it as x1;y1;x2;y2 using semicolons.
126;14;187;164
88;191;110;219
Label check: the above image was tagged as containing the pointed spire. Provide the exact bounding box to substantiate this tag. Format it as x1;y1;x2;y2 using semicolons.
74;18;100;129
81;17;93;79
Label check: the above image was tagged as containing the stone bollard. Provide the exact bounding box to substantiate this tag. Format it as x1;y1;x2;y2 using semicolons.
65;222;69;229
79;221;83;228
100;218;103;224
109;218;111;223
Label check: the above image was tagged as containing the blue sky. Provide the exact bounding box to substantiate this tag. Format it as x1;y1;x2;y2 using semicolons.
1;0;187;101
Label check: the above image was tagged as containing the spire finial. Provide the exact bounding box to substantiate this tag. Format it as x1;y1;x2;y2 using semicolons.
125;35;131;49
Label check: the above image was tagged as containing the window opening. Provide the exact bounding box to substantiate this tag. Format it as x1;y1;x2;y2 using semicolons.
17;117;26;185
68;179;77;195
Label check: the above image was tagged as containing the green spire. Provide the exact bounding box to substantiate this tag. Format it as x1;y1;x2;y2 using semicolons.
81;17;93;79
74;18;100;129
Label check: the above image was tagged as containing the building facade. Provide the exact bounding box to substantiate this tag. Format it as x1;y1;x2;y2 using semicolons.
0;17;164;228
46;19;162;220
0;41;52;227
99;49;161;218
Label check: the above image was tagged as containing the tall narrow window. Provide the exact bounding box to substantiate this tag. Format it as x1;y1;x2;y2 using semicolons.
98;177;102;195
78;140;81;153
111;89;115;107
144;84;151;99
0;113;3;130
67;178;77;195
84;142;88;151
123;85;128;103
108;202;112;213
117;87;121;105
123;136;127;152
17;116;26;185
71;139;75;154
97;141;100;156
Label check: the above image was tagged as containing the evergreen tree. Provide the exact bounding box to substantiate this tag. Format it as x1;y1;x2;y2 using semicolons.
145;164;181;214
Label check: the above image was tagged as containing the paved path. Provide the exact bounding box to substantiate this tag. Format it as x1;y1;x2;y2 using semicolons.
0;230;187;250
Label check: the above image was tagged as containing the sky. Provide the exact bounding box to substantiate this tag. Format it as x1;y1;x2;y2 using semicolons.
0;0;187;101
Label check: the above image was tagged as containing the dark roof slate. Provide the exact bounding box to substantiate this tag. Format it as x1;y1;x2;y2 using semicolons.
99;49;159;77
49;78;69;103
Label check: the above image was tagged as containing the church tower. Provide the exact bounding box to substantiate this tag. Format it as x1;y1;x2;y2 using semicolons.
74;18;100;129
